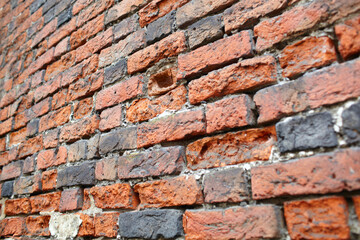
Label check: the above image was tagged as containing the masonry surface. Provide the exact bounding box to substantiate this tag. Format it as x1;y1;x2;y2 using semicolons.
0;0;360;239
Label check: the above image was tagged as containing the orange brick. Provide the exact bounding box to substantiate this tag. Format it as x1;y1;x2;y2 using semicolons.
0;217;25;237
29;192;61;213
25;216;50;236
335;14;360;60
39;105;72;132
77;213;95;237
70;14;104;49
41;169;57;191
37;147;67;170
59;115;99;143
5;198;31;216
73;97;93;120
18;136;43;159
94;212;119;237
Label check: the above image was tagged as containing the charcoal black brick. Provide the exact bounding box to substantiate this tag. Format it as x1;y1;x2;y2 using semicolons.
57;162;95;187
104;59;127;85
145;11;175;45
99;127;137;154
1;181;14;197
119;209;184;239
276;112;338;152
342;101;360;144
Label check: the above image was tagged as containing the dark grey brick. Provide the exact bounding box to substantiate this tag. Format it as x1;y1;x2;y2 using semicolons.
99;127;137;154
2;181;14;197
113;14;139;41
57;6;72;28
28;18;43;38
43;0;58;14
30;0;45;14
104;59;127;85
119;209;184;239
342;101;360;144
57;162;95;187
10;0;17;9
68;140;87;162
44;7;55;24
27;119;39;137
54;0;71;16
187;14;223;50
276;112;338;153
145;11;175;45
87;134;99;159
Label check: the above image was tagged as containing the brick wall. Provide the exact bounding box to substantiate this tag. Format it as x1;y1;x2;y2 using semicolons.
0;0;360;239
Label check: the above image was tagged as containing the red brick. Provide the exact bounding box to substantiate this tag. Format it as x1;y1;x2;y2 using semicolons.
105;0;148;24
9;127;27;147
66;70;103;102
18;136;43;159
28;48;55;76
44;51;76;82
353;195;360;220
95;75;143;110
254;58;360;123
224;0;287;33
37;147;67;170
188;55;277;104
90;183;139;209
148;67;178;96
77;213;95;237
34;75;61;102
206;95;255;133
54;36;69;58
5;198;31;216
176;0;237;27
81;54;99;78
29;192;61;213
48;18;76;48
127;85;186;123
137;109;206;148
134;175;203;208
76;0;114;27
75;28;113;64
178;31;253;80
139;0;190;27
39;105;71;132
284;196;350;240
59;115;99;143
95;157;118;180
0;117;13;136
52;89;68;110
251;147;360;199
73;0;93;15
335;15;360;60
70;14;104;49
94;212;119;237
99;105;122;131
280;36;337;78
43;129;59;148
183;205;282;239
1;160;23;180
127;31;186;74
83;189;91;210
186;126;276;170
25;215;50;236
59;188;83;212
27;97;51;121
0;138;6;152
73;97;93;120
32;18;57;48
0;217;25;237
41;169;57;191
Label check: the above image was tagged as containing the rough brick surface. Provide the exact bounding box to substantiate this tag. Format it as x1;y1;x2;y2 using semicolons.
5;198;31;216
335;15;360;60
0;217;25;237
183;206;282;239
342;101;360;144
95;157;118;181
251;147;360;199
99;127;137;154
57;162;95;187
119;209;184;239
94;212;119;237
29;192;61;213
187;126;276;170
284;196;350;240
59;188;83;212
59;115;99;143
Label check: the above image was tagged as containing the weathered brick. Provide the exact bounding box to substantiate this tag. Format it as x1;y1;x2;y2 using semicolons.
224;0;287;33
27;119;39;137
145;10;174;44
5;198;31;215
52;89;68;110
118;146;184;179
137;109;206;148
68;140;86;162
32;18;57;48
18;136;43;159
134;175;203;208
251;147;360;199
59;188;83;212
94;212;119;237
279;36;337;78
187;126;276;170
57;6;72;28
353;196;360;220
0;217;25;237
0;117;13;136
99;105;122;131
1;180;14;197
127;85;186;123
13;175;41;195
70;14;104;49
0;138;5;152
59;115;99;143
206;95;255;133
72;0;92;15
77;213;94;236
342;101;360;144
148;67;178;96
86;134;99;159
39;105;71;132
276;112;338;152
25;215;50;236
95;157;118;180
54;36;69;58
99;127;137;154
41;169;57;191
127;31;186;74
9;127;27;147
43;129;59;148
184;206;282;239
66;70;103;102
177;31;253;80
73;97;93;120
34;76;61;102
284;196;350;239
23;154;35;174
44;51;76;82
48;18;76;48
119;209;183;239
335;15;360;60
37;147;67;169
57;162;95;187
105;0;148;24
95;75;143;110
203;168;249;203
187;14;223;50
254;58;360;123
1;160;23;181
113;14;139;41
29;192;61;213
